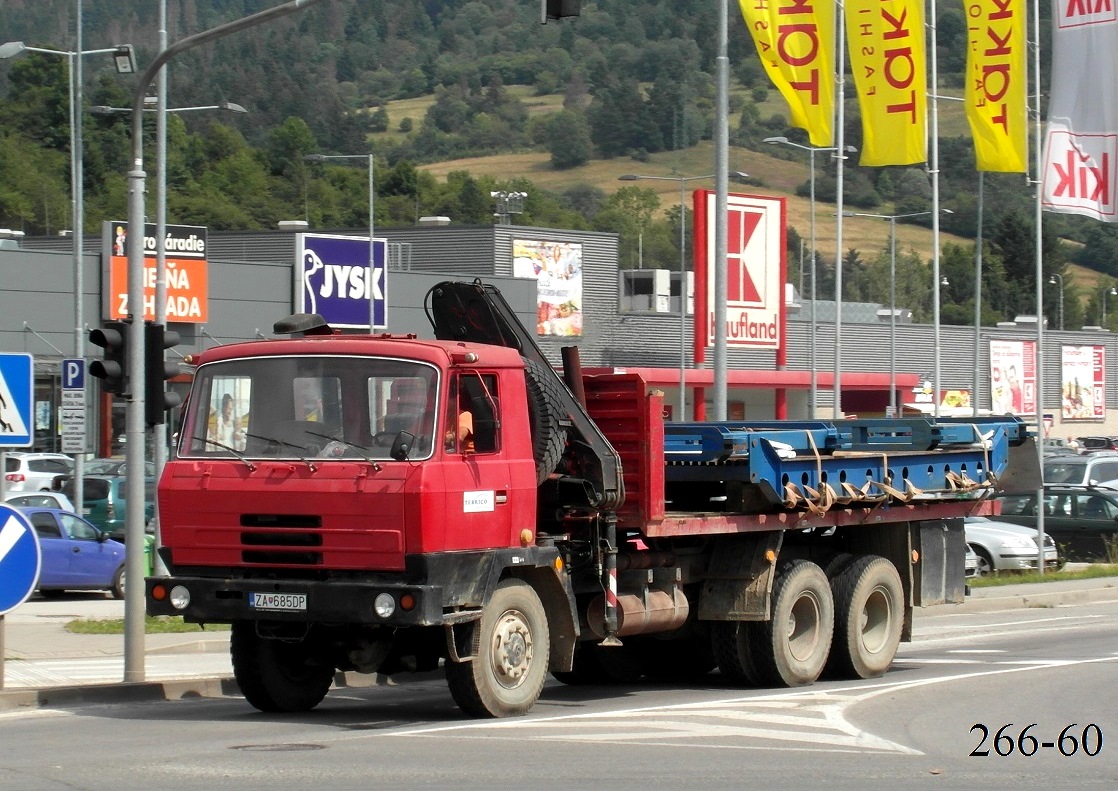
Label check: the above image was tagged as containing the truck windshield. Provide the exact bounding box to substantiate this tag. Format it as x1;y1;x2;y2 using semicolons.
180;355;440;461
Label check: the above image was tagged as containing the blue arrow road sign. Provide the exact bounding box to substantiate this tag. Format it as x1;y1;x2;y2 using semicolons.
0;353;34;448
0;504;41;615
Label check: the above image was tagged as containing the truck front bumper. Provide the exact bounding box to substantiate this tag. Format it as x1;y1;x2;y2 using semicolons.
146;575;462;627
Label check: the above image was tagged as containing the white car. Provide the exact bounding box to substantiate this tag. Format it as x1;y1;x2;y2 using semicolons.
964;516;1060;575
5;491;77;512
2;452;74;493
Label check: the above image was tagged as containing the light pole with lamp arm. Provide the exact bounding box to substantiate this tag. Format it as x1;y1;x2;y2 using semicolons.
0;38;134;512
765;137;856;418
1048;273;1064;331
843;208;953;417
617;172;726;420
304;153;378;332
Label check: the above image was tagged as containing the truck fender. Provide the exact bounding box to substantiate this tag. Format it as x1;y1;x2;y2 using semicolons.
697;531;784;621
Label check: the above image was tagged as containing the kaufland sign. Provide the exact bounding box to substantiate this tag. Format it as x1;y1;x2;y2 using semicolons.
1041;3;1118;221
694;190;786;350
295;233;387;329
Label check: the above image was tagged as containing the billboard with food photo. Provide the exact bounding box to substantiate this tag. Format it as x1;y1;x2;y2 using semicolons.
1061;344;1105;421
512;239;583;336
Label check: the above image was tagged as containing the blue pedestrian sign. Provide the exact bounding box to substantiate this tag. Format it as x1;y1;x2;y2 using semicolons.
0;504;41;615
0;353;34;448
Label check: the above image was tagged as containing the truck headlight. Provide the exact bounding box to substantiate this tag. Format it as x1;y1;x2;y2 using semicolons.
374;593;396;618
169;585;191;610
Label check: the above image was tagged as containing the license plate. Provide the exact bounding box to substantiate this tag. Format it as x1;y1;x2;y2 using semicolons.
249;592;307;611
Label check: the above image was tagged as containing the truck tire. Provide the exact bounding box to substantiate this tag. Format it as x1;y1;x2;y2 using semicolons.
523;357;567;485
748;560;834;687
446;579;550;717
826;556;904;679
230;622;336;713
710;621;758;685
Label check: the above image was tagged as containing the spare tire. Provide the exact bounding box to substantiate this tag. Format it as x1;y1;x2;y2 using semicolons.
523;357;567;485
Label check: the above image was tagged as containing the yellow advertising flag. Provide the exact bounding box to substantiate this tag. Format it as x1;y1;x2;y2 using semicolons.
964;0;1027;172
845;0;927;166
739;0;835;148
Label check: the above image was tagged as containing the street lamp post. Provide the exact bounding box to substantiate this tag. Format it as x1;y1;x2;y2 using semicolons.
1048;274;1064;331
305;153;377;331
1;38;133;511
617;173;724;420
91;98;249;115
1102;286;1117;325
764;137;856;418
844;208;953;416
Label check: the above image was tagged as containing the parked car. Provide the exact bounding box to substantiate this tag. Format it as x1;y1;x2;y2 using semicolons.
16;506;126;598
1043;454;1118;485
59;475;155;542
83;458;156;477
3;452;73;493
963;516;1060;575
965;542;979;579
991;484;1118;563
1076;436;1118;452
4;491;76;512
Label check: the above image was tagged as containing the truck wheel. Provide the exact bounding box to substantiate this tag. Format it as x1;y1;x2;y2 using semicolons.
446;579;550;717
523;357;567;485
826;556;904;679
749;560;834;687
230;622;336;713
710;621;758;685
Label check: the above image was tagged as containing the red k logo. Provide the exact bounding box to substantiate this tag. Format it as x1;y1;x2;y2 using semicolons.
727;208;764;305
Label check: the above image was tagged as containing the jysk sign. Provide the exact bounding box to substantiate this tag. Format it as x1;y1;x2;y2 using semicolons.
295;233;387;329
102;221;209;324
0;504;41;615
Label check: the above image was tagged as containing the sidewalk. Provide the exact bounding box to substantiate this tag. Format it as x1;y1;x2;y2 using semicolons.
3;576;1117;711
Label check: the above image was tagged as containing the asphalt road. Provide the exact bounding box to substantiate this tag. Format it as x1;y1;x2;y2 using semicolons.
1;599;1115;790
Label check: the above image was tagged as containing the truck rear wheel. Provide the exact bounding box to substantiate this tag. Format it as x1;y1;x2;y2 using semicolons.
826;556;904;679
710;621;759;685
230;622;336;713
446;579;550;717
748;560;834;687
523;357;567;485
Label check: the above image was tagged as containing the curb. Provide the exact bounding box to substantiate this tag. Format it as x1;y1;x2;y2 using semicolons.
927;580;1118;614
0;677;239;711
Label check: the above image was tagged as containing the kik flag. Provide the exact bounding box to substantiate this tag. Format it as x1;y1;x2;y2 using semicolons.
964;0;1027;172
739;0;835;147
844;0;927;166
1042;5;1118;222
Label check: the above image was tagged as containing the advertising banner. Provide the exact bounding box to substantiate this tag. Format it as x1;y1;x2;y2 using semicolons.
738;0;835;147
989;339;1036;414
1061;344;1106;420
694;190;786;351
1041;4;1118;221
964;0;1027;172
103;221;208;323
844;0;927;166
295;233;387;329
512;239;583;336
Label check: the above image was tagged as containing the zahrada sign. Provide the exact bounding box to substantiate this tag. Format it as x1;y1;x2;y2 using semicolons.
694;190;786;351
102;221;209;324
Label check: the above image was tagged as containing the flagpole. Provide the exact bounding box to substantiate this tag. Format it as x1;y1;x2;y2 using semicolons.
930;0;942;419
1032;0;1047;573
833;0;846;419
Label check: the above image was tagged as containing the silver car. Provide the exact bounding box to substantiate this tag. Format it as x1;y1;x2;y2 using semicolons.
964;516;1060;575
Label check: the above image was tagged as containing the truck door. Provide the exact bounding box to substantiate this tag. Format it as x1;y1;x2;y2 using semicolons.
441;372;514;550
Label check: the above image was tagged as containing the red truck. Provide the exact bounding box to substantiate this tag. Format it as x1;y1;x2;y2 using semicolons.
147;281;1038;717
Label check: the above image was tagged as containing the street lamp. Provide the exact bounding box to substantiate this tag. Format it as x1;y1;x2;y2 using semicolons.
90;98;249;115
491;191;527;225
844;208;953;417
1;37;133;510
765;137;856;418
1048;274;1064;331
1102;286;1117;325
304;153;377;331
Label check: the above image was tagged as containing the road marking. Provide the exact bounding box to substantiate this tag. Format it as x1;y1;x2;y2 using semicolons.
948;649;1005;654
0;514;28;563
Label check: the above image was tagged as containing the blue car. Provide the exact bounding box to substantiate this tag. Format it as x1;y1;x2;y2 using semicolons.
18;507;127;599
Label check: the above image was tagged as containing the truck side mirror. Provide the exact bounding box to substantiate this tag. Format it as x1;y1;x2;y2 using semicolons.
391;432;415;461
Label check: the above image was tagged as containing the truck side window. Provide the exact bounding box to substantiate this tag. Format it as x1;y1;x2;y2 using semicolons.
445;374;498;454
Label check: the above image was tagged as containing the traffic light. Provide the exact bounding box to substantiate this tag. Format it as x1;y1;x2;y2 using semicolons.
541;0;580;23
145;321;182;426
89;320;130;395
